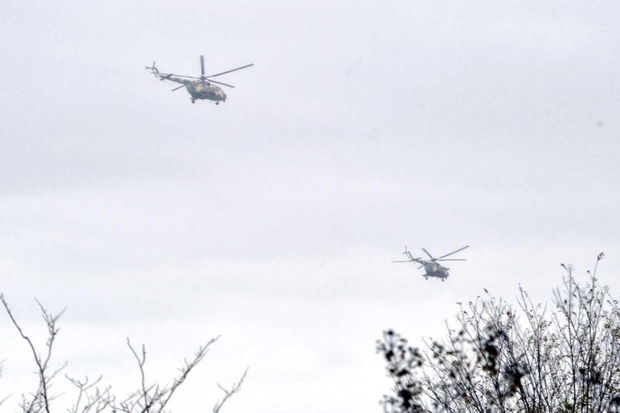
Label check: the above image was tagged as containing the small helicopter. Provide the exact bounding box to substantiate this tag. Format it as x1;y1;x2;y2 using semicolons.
392;245;469;281
145;55;253;104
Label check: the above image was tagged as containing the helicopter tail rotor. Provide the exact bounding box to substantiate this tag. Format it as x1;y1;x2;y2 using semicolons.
402;246;414;261
398;246;423;262
145;61;160;78
144;61;160;79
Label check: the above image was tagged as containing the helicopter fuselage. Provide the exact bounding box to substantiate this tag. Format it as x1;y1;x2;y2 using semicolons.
420;261;449;280
186;81;226;103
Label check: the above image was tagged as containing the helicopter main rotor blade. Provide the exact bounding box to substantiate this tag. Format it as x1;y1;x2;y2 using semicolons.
171;84;186;91
155;73;201;80
391;260;412;263
206;63;254;78
421;248;434;260
207;79;235;88
437;258;466;262
200;55;205;78
160;74;202;79
437;245;470;260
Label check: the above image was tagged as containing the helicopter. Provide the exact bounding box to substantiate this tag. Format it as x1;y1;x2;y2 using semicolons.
392;245;469;281
145;55;253;104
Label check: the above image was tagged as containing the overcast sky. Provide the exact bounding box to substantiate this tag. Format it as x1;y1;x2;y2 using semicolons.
1;1;619;413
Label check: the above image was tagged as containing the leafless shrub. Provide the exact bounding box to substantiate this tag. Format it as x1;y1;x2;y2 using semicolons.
0;295;247;413
377;253;620;413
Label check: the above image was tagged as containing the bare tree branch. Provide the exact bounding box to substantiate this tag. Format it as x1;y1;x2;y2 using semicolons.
0;359;11;407
1;294;66;413
65;375;113;413
213;368;248;413
113;335;244;413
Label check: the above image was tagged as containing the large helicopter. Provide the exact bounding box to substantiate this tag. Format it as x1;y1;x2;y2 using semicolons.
145;56;253;104
392;245;469;281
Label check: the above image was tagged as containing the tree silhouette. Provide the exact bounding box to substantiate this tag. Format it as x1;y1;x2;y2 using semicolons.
0;295;247;413
377;254;620;413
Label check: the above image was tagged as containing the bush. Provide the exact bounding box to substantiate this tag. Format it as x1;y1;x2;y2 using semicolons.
377;254;620;413
0;295;247;413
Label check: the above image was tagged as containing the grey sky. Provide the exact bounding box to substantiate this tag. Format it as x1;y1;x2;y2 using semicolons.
1;1;619;413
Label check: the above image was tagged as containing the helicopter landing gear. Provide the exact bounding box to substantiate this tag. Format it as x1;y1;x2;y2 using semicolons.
215;101;220;105
441;279;445;282
424;277;428;280
191;98;195;104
